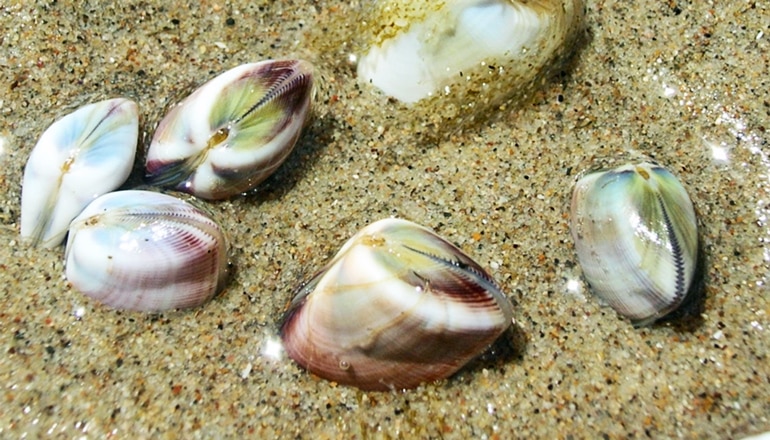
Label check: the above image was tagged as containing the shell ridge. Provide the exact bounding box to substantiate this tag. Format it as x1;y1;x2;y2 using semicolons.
231;73;311;163
658;194;686;301
400;243;513;326
235;66;304;125
27;184;62;246
99;204;213;229
93;224;212;277
608;189;671;318
79;100;123;147
402;244;501;298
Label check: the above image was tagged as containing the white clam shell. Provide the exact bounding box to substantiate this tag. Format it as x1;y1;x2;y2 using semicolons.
145;60;315;200
345;0;583;136
570;162;699;326
280;218;514;391
357;0;565;103
65;190;229;312
20;98;138;248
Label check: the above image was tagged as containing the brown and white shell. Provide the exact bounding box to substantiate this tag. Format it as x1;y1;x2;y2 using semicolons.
280;218;514;391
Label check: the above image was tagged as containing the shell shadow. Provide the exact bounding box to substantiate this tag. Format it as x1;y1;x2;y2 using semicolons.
239;113;338;205
455;321;528;379
204;110;337;304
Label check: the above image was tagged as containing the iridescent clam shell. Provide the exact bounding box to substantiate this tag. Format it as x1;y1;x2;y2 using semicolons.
280;218;514;391
570;162;699;326
145;60;315;200
20;98;139;248
65;190;229;312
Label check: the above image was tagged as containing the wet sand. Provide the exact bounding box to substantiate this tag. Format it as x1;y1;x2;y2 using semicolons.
1;1;769;438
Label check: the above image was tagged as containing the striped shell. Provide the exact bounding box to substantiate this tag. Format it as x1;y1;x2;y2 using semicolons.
280;218;514;390
145;60;315;200
65;190;229;312
570;162;699;326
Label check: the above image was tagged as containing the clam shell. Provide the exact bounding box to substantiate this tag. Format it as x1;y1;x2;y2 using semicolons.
280;218;514;391
65;190;229;312
344;0;583;135
20;98;139;248
145;59;315;200
570;162;699;326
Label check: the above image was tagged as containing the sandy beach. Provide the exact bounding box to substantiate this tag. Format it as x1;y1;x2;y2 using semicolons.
1;1;768;438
